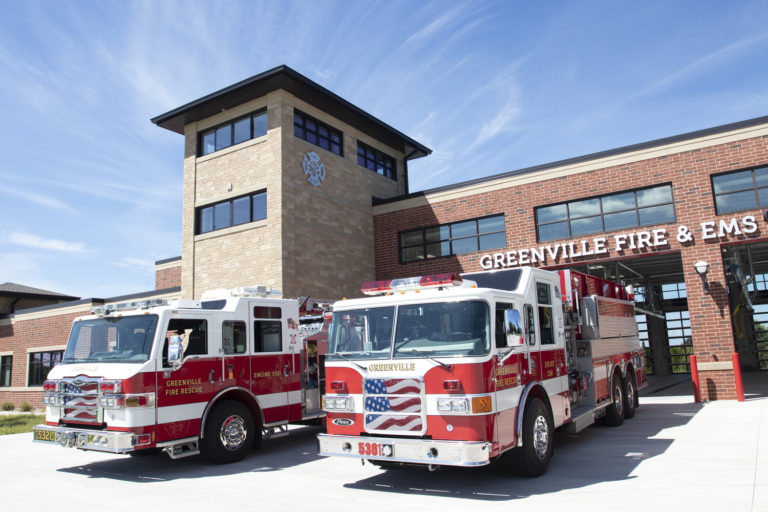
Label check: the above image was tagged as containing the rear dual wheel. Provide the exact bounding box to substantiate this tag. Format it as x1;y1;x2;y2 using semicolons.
623;371;638;419
603;374;625;426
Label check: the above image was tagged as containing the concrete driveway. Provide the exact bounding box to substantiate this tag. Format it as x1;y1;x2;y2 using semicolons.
2;376;766;512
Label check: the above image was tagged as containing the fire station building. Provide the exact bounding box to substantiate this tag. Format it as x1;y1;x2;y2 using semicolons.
2;65;767;406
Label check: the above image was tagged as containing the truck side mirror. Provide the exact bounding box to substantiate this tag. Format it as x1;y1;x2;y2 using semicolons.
498;309;524;365
503;309;524;346
168;335;183;368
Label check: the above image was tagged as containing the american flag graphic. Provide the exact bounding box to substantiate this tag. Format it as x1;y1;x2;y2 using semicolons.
364;378;421;395
62;380;99;423
364;395;421;413
365;413;422;432
364;378;423;433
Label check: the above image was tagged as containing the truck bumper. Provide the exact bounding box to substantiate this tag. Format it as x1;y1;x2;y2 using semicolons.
32;424;146;454
317;433;491;467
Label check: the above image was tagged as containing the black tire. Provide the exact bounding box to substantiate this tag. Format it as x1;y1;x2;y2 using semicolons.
201;400;254;464
604;374;625;426
510;397;553;477
623;370;637;419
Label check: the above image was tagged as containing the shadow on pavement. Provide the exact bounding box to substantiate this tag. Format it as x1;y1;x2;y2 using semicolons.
56;424;324;482
343;399;705;501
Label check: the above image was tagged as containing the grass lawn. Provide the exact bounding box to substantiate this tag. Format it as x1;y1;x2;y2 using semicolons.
0;414;46;435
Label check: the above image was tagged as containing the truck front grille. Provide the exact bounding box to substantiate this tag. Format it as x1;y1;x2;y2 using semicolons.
61;376;101;425
363;377;425;435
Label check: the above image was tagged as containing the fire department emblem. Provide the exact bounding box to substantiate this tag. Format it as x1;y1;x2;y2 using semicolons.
302;151;325;186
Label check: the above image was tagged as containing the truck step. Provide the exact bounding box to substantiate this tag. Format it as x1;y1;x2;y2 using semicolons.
566;408;595;433
263;425;289;439
162;439;200;459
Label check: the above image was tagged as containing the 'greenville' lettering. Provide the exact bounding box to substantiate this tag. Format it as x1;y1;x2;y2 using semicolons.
368;362;416;372
480;215;758;270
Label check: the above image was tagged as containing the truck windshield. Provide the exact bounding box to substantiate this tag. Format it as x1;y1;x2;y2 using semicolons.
62;315;159;363
327;307;395;360
327;301;490;360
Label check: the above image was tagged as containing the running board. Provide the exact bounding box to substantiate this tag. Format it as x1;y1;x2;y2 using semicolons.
263;424;289;439
159;437;200;459
566;408;595;433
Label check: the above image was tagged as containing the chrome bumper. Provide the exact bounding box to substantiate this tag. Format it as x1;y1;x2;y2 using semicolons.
33;424;141;453
317;434;491;467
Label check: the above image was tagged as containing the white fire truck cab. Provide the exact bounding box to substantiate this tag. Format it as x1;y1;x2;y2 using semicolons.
317;268;646;476
33;286;330;464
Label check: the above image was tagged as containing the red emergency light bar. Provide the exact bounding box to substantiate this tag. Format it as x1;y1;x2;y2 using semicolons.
361;273;463;295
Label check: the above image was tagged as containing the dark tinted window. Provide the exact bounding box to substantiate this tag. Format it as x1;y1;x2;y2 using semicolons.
712;167;768;214
535;184;675;242
399;215;506;263
198;109;267;156
196;191;267;234
294;110;342;156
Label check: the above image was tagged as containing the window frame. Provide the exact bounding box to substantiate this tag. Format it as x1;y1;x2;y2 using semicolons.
27;350;63;387
398;214;506;264
0;355;11;387
357;141;396;181
293;110;343;156
196;190;267;235
535;184;676;242
711;166;768;215
198;109;268;157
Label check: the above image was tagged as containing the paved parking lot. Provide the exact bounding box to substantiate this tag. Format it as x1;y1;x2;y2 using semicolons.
2;376;766;511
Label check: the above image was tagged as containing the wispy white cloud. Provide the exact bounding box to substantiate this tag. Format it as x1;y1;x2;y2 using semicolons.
469;93;522;151
636;30;768;100
0;185;73;212
8;232;86;254
115;257;155;270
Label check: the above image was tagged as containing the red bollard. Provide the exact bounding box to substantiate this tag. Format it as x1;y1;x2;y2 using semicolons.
690;354;701;403
732;352;745;402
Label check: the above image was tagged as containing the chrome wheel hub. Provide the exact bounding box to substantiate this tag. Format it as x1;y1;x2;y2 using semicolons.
532;415;549;460
626;380;635;408
219;414;248;451
614;383;623;415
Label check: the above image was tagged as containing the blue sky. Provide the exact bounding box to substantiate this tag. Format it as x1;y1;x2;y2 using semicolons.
2;0;768;298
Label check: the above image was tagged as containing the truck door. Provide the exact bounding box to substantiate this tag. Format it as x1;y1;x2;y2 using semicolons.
535;280;569;425
250;305;290;424
220;320;250;391
523;303;541;383
156;315;217;442
494;301;525;451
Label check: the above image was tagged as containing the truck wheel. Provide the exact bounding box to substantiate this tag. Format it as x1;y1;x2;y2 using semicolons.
511;397;553;477
623;372;637;419
202;400;254;464
604;374;625;426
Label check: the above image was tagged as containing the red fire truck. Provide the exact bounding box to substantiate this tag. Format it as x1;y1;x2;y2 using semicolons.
33;286;330;464
317;268;646;476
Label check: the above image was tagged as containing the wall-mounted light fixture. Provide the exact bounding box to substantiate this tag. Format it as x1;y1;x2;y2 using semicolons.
694;260;710;294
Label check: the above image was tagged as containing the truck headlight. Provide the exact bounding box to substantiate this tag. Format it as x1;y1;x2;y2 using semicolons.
437;398;469;413
323;396;352;411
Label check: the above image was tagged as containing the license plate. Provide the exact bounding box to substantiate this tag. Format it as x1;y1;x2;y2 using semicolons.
33;428;57;443
358;441;393;457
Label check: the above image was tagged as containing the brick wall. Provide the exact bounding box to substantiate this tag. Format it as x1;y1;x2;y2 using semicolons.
155;265;181;290
374;130;768;400
0;308;86;409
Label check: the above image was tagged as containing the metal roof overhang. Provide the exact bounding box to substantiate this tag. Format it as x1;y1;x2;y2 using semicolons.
151;65;431;160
